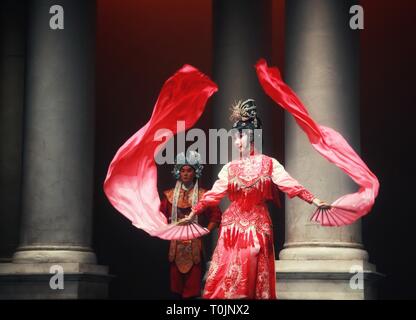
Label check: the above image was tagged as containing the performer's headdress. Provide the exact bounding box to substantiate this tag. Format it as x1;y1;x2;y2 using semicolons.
230;98;263;142
172;150;204;180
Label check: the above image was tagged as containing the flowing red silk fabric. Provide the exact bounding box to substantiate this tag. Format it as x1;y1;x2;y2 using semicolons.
255;59;379;226
104;65;217;238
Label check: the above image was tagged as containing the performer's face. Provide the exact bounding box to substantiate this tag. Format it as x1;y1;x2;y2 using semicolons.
179;165;195;184
234;132;249;152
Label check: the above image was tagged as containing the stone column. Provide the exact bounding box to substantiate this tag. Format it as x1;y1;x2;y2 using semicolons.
0;0;109;299
212;0;275;156
0;0;25;262
210;0;280;256
275;0;381;299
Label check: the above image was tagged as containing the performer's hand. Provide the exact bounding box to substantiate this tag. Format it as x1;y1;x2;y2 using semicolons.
177;210;196;225
312;198;331;209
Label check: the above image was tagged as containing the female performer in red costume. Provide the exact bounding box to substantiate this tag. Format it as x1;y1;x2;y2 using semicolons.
104;61;379;299
182;99;330;299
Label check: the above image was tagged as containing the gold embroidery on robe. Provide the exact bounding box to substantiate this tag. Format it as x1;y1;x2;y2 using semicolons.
164;188;207;209
169;239;202;274
165;186;206;273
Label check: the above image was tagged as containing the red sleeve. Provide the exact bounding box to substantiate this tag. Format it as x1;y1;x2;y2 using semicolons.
205;205;222;224
296;189;315;204
192;164;229;215
192;201;206;215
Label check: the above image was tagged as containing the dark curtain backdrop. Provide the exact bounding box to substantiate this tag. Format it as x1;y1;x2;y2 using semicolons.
360;0;416;300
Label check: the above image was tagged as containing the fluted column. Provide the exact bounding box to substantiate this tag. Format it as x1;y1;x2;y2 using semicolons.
275;0;380;299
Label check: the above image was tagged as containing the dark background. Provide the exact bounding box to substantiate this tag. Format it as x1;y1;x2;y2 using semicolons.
93;0;416;299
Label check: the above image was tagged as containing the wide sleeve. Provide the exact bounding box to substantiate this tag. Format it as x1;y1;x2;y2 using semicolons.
271;158;315;204
192;163;229;214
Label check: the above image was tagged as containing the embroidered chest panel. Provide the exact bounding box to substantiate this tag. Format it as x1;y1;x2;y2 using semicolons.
228;155;273;190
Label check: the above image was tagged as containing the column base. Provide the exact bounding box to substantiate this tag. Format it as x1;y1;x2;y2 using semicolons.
275;259;383;300
279;243;369;260
12;245;98;264
0;262;111;299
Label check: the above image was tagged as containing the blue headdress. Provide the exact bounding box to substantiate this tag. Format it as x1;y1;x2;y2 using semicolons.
172;151;204;180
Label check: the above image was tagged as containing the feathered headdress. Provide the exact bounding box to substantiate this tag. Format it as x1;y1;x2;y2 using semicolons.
230;99;262;130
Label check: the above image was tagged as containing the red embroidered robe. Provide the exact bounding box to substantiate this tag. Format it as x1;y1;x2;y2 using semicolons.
193;154;315;299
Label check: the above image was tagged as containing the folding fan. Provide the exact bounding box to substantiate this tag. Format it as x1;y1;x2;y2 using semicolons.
310;205;359;227
155;221;210;240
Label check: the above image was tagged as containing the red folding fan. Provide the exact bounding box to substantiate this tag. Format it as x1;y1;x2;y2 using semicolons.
310;205;359;227
155;221;210;240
